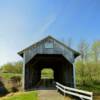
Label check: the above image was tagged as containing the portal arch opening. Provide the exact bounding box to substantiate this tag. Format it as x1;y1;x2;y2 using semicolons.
35;68;55;89
18;36;80;90
25;54;75;89
41;68;54;79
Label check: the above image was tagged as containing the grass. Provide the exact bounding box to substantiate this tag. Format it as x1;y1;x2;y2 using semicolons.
0;69;53;80
77;84;100;93
0;91;38;100
76;77;100;93
0;70;100;100
41;68;54;79
0;73;21;79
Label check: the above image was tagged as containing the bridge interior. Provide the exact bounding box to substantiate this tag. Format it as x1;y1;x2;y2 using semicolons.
25;54;74;90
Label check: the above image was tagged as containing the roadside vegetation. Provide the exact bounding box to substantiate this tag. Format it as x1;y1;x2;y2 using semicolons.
0;61;22;97
0;91;38;100
0;40;100;99
0;61;22;74
75;40;100;94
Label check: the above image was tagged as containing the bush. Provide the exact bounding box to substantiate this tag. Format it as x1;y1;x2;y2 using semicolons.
10;76;21;83
8;76;22;92
76;61;100;86
10;87;18;92
0;80;8;96
0;61;23;74
9;76;21;87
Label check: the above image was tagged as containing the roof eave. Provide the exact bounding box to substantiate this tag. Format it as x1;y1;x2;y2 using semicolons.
18;51;23;57
74;52;80;58
17;35;80;58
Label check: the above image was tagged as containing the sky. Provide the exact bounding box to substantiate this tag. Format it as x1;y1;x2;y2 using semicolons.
0;0;100;66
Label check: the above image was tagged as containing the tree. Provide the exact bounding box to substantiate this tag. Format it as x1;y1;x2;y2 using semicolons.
0;61;23;73
90;41;100;82
76;40;100;86
78;40;89;62
14;61;23;73
67;38;72;48
92;40;100;63
76;40;89;85
1;63;14;73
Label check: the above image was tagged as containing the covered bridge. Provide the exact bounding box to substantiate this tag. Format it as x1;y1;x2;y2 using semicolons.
18;36;80;90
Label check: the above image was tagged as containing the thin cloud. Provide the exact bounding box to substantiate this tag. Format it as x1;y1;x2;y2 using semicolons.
35;14;57;35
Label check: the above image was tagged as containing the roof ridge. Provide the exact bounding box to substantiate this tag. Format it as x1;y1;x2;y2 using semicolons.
18;35;80;57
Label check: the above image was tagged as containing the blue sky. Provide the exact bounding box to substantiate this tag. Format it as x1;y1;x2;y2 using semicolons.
0;0;100;65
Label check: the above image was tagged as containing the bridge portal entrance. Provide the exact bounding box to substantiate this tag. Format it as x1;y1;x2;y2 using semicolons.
18;36;80;90
24;54;74;89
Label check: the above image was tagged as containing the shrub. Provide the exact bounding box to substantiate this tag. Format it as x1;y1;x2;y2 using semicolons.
0;80;8;96
10;76;21;87
10;87;18;92
0;61;23;74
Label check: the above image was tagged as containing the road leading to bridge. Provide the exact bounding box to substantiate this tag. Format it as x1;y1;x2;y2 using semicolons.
37;90;74;100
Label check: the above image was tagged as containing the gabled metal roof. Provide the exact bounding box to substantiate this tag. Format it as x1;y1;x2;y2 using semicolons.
18;35;80;58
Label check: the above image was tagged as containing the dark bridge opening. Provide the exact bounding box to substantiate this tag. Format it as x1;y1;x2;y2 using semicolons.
25;54;74;90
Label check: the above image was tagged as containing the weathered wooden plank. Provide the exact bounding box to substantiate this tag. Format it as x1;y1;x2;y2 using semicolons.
24;39;75;64
18;36;80;90
22;52;25;90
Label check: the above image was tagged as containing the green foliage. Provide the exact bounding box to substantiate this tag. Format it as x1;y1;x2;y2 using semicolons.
0;91;38;100
76;40;100;92
13;61;23;73
92;41;100;62
41;68;54;79
76;61;100;84
0;61;22;74
1;63;15;73
0;73;21;80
